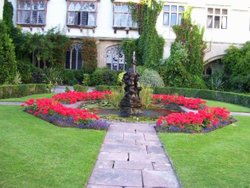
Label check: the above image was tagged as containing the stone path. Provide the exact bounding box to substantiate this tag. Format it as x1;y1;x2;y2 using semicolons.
0;102;23;106
87;122;181;188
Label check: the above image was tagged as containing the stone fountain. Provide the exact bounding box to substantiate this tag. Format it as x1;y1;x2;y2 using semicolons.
120;52;142;117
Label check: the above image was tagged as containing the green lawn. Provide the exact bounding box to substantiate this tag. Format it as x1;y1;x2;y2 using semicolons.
159;116;250;188
0;93;54;102
0;106;105;188
205;99;250;112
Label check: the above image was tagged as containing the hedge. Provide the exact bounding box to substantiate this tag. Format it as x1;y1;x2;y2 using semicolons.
73;84;88;92
0;84;50;99
95;85;122;91
154;87;250;108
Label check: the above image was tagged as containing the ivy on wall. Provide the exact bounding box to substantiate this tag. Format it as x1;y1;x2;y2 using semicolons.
122;0;164;68
82;38;97;74
173;7;206;77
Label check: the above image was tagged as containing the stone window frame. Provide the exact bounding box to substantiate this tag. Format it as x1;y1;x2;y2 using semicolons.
16;0;48;27
65;43;83;70
66;0;97;29
113;2;138;31
207;7;228;29
163;4;185;26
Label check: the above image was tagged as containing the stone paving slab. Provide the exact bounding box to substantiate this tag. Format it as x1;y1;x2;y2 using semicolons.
87;121;181;188
0;102;23;106
88;168;142;187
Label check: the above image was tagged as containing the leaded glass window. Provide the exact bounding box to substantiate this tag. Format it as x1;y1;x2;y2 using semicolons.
65;44;83;70
207;8;228;29
106;46;126;71
67;2;96;27
17;0;47;25
163;5;184;26
113;3;137;28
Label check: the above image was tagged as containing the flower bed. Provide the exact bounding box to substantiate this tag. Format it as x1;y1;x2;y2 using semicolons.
22;98;109;130
156;106;235;133
152;94;206;109
52;90;111;104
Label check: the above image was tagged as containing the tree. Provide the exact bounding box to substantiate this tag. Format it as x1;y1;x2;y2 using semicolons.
0;22;17;84
3;0;13;32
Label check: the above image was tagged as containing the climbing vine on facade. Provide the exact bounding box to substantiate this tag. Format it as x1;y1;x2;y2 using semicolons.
82;38;97;74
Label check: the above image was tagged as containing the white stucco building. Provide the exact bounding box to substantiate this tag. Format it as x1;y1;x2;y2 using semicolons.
3;0;250;74
0;0;4;20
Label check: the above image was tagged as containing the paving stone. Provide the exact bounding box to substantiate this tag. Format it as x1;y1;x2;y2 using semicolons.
136;140;162;147
152;162;173;171
88;168;142;187
143;170;180;188
101;143;146;153
95;161;114;169
124;132;145;140
98;152;128;161
105;132;124;140
147;145;165;154
114;161;153;170
143;133;159;141
104;138;135;145
129;152;169;163
87;184;121;188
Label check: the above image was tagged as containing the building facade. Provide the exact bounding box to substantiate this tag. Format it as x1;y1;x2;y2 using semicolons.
5;0;250;74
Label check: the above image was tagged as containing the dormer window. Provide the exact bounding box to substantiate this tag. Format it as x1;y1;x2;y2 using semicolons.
67;2;97;27
113;3;137;29
17;0;47;26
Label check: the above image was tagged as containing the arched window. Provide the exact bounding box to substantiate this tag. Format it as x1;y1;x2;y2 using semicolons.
206;67;212;75
65;44;83;70
106;45;125;71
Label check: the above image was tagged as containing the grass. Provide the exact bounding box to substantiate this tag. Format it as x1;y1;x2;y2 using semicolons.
0;106;105;188
159;116;250;188
0;93;54;102
205;99;250;112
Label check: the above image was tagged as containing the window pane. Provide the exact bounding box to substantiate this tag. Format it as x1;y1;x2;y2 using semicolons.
221;16;227;29
89;3;96;11
163;13;169;25
18;10;30;24
222;9;227;15
179;6;184;12
208;8;213;14
65;51;70;69
38;1;45;10
81;12;88;26
38;11;45;24
68;2;75;11
75;2;81;11
121;4;129;13
207;15;213;28
31;11;38;24
114;4;122;12
171;5;177;12
88;13;95;26
214;16;220;28
72;49;77;70
170;13;177;25
164;5;169;12
33;1;39;10
67;12;75;25
77;52;82;70
178;13;182;25
215;8;220;15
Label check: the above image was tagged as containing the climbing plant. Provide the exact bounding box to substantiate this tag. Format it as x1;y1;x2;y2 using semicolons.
121;39;137;68
123;0;164;68
172;7;206;77
82;38;97;74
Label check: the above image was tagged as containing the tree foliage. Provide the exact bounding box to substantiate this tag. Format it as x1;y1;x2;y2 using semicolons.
223;42;250;92
3;0;13;31
0;21;17;84
124;0;164;68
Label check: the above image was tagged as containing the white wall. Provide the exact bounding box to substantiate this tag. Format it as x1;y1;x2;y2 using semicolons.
9;0;250;62
0;0;4;20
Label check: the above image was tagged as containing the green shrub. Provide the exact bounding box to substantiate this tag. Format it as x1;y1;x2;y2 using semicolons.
32;67;45;83
73;84;88;92
140;69;165;87
0;84;50;99
82;73;90;86
140;85;153;108
95;85;121;91
62;70;83;85
104;87;124;108
91;68;118;86
154;87;250;108
17;59;34;83
44;68;63;85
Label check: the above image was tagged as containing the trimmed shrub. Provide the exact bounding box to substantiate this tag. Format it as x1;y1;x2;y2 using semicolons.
95;85;121;91
154;87;250;107
73;84;88;92
62;70;83;85
0;84;50;99
91;68;118;86
140;69;165;87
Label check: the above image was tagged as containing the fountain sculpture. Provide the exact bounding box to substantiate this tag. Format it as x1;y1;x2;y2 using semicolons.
120;52;142;117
